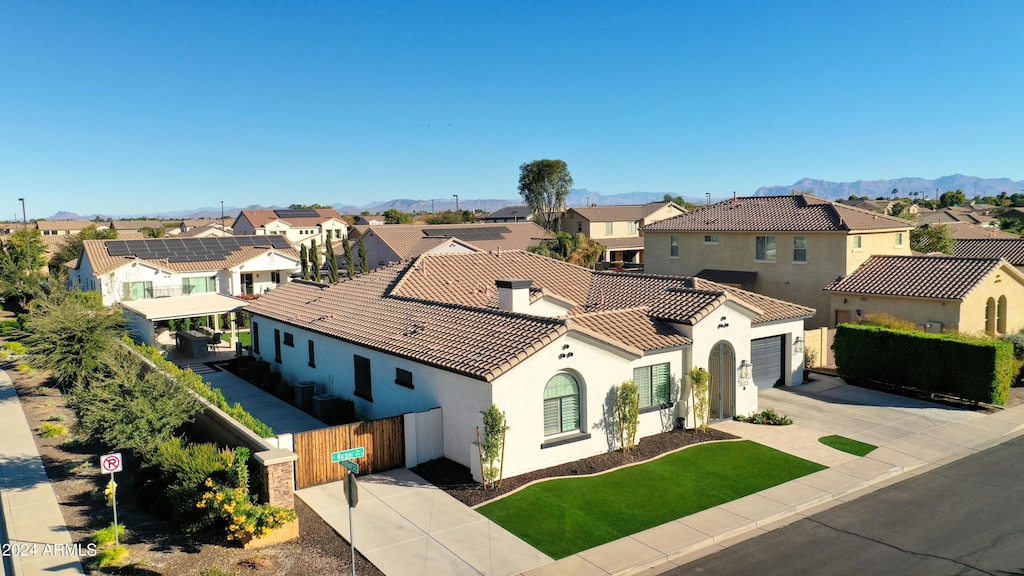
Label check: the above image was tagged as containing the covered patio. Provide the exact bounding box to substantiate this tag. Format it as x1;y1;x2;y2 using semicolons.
121;293;247;352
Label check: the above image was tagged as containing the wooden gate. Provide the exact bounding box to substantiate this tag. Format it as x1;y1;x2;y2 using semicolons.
293;415;405;489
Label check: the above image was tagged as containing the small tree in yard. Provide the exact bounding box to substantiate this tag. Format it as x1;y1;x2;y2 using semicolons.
299;244;309;280
308;240;320;280
478;405;509;490
616;379;640;451
689;367;711;433
325;239;340;283
341;236;355;279
357;238;368;274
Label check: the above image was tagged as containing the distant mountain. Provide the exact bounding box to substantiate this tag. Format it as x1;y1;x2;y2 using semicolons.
755;174;1024;201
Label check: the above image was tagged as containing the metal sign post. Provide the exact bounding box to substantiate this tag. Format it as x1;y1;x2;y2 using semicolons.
100;453;123;546
342;470;359;576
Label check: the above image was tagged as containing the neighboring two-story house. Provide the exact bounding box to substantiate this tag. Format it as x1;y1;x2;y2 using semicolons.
559;202;686;264
642;194;914;328
244;250;812;480
232;208;348;249
353;222;550;270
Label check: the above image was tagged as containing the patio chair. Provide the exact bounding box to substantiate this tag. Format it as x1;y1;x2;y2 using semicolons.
207;332;223;351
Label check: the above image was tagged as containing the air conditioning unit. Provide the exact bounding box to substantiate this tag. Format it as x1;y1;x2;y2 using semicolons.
293;381;316;410
313;394;340;423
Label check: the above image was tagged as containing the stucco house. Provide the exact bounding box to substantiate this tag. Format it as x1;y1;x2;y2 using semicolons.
353;222;551;271
70;236;301;307
232;208;348;249
35;220;100;236
642;194;914;328
355;215;387;226
244;250;812;479
824;255;1024;335
482;205;535;223
559;202;687;264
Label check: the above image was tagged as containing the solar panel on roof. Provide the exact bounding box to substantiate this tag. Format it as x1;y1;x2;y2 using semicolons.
98;236;289;262
422;226;511;241
274;209;320;218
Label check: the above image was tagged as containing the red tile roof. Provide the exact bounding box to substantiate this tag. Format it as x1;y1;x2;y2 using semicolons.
360;222;551;260
643;195;913;233
235;208;345;229
824;255;1007;300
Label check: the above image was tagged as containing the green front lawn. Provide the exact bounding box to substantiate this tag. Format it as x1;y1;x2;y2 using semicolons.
221;331;251;347
818;435;877;456
477;440;825;559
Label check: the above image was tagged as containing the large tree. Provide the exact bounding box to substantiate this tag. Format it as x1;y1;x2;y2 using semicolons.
911;224;955;255
0;229;47;305
383;209;413;224
518;159;573;231
528;232;604;268
51;225;117;273
939;189;967;208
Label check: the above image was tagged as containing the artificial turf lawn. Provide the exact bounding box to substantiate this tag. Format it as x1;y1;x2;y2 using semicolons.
818;434;877;457
476;440;826;559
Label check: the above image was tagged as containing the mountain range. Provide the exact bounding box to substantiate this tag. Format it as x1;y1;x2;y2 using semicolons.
44;174;1024;220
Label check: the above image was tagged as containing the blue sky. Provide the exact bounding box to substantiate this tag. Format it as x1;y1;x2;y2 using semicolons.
3;1;1023;218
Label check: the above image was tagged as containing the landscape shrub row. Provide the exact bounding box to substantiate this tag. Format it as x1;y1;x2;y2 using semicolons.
834;324;1013;405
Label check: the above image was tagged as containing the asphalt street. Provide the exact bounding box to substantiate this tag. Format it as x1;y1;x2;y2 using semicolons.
666;435;1024;576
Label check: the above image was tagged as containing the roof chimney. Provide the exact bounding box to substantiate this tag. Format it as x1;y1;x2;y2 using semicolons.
496;279;532;313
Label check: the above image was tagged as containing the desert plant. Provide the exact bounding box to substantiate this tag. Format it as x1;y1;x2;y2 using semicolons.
90;523;127;547
91;545;129;569
16;363;35;375
804;346;818;369
38;422;67;438
615;379;640;451
48;413;68;421
479;405;509;489
689;367;711;433
3;341;27;355
736;408;793;426
860;312;918;332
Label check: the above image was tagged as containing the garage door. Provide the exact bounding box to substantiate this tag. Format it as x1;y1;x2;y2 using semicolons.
751;336;783;390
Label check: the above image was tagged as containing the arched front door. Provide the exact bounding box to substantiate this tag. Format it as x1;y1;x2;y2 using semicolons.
709;341;736;420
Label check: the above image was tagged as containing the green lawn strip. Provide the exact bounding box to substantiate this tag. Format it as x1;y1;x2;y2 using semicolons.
477;440;825;559
221;332;251;347
818;435;877;457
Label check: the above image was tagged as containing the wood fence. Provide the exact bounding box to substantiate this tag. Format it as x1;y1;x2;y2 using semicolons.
292;415;405;489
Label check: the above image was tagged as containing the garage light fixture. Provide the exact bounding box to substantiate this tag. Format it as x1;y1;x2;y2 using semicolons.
739;360;752;380
794;337;804;355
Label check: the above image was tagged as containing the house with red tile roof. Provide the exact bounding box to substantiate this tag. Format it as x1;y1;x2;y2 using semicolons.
643;194;914;328
244;250;813;479
559;201;686;264
232;208;348;249
825;255;1024;335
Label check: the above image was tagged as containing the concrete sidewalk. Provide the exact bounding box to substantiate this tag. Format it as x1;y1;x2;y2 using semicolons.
0;369;84;576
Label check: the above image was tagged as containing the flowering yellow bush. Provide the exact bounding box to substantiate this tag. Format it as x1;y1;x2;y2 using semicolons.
197;478;297;542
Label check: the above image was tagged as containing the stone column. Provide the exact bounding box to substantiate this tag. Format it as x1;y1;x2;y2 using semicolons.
253;448;299;508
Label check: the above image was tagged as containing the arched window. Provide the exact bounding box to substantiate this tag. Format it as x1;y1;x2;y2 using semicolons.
543;374;580;436
985;297;996;336
998;296;1007;334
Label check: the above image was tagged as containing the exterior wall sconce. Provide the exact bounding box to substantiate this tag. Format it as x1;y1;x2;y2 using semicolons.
794;336;804;355
739;360;752;380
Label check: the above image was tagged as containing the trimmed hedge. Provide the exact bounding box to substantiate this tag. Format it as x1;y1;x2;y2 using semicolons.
126;337;275;437
834;324;1013;405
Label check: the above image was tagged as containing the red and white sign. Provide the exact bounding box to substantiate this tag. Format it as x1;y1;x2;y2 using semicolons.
100;453;123;474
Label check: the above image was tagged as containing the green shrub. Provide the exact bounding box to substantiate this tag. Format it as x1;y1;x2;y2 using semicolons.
90;523;126;547
38;422;67;438
0;319;20;336
835;324;1013;405
736;409;793;426
860;312;919;332
91;545;128;568
3;341;28;355
16;363;35;375
47;413;67;421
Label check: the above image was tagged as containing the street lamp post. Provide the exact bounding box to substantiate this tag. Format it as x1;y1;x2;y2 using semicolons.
220;200;224;223
705;192;711;206
17;198;26;230
453;194;459;212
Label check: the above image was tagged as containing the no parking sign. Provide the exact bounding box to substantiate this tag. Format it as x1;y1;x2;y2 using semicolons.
100;452;123;474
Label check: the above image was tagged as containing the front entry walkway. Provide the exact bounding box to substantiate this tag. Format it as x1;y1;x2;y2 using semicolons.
297;468;551;576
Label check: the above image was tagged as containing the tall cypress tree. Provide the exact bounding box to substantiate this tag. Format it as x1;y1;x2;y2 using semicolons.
357;238;368;274
342;236;355;279
326;239;340;283
308;240;320;281
299;244;309;280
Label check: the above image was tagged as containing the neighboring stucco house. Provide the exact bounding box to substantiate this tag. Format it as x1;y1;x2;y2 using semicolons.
559;202;687;264
482;205;535;223
244;250;812;479
917;208;998;228
354;222;551;270
232;208;349;249
355;215;387;226
109;219;164;233
35;220;99;236
642;194;914;328
925;223;1018;241
70;236;302;307
824;255;1024;335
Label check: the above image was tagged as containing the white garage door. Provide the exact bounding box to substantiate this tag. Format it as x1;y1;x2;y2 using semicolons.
751;336;784;390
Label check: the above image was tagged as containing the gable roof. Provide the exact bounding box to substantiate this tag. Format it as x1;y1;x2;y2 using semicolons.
824;255;1009;300
483;205;534;220
35;220;97;232
695;269;758;286
79;236;298;276
234;208;346;230
361;222;551;260
916;209;996;227
930;222;1018;240
569;202;684;223
643;195;913;233
110;219;164;231
246;250;812;382
954;238;1024;265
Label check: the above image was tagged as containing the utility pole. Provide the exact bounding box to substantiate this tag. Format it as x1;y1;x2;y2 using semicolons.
220;200;224;223
453;194;459;212
431;199;434;215
705;192;711;206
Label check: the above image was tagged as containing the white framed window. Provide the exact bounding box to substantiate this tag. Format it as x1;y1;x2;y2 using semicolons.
182;276;216;294
543;373;580;436
756;236;777;261
634;363;671;408
628;221;638;234
853;235;863;251
895;232;903;247
604;222;613;235
793;236;807;263
670;235;679;258
703;235;719;244
123;281;153;301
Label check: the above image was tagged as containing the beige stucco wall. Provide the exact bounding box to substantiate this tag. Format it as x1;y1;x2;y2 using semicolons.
828;265;1024;334
644;229;911;328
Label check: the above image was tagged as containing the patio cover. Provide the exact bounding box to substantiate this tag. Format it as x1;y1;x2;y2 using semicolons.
120;293;247;321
